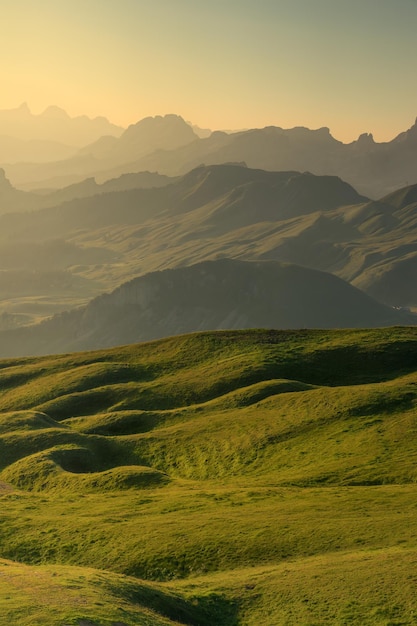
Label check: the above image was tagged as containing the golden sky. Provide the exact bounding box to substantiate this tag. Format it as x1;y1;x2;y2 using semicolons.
1;0;417;142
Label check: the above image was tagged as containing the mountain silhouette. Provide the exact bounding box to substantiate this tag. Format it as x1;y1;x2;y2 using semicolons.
3;114;198;189
0;103;123;147
4;115;417;196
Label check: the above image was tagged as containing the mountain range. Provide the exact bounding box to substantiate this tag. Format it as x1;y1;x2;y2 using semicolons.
0;164;371;326
2;110;417;197
0;103;124;169
1;113;199;189
1;107;417;355
2;163;417;319
0;102;123;147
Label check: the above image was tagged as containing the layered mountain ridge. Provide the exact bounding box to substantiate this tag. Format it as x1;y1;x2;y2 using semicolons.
0;102;123;146
2;163;417;337
3;110;417;197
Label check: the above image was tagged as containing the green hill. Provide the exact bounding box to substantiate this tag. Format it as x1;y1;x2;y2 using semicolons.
2;327;417;623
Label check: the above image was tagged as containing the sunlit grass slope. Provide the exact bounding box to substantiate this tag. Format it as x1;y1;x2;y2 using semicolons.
0;558;197;626
2;548;417;626
2;327;417;624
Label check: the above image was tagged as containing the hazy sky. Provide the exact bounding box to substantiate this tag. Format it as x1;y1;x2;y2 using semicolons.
1;0;417;142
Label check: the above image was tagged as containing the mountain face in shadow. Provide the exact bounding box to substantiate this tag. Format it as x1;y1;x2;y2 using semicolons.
4;114;417;197
346;185;417;307
0;258;409;358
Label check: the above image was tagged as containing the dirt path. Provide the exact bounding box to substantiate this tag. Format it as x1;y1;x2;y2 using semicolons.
0;480;14;493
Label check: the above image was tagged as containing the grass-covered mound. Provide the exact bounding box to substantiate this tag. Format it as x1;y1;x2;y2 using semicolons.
0;557;237;626
2;327;417;624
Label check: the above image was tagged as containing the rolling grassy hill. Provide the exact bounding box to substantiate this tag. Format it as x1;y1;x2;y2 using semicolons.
2;327;417;624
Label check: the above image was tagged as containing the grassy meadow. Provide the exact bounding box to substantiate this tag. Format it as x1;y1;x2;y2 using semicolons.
1;327;417;624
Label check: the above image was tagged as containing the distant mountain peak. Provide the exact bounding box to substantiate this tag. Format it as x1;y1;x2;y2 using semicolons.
18;102;30;114
41;105;70;119
119;114;198;153
356;132;375;145
131;113;191;129
0;103;124;148
164;113;186;121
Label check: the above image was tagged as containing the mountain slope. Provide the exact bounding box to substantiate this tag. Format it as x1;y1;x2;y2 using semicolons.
0;165;366;240
4;164;417;331
0;168;175;213
4;163;417;329
0;258;410;358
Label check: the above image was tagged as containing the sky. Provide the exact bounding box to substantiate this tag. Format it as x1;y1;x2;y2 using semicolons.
1;0;417;142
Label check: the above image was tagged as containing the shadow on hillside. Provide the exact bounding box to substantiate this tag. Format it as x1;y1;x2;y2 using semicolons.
114;581;240;626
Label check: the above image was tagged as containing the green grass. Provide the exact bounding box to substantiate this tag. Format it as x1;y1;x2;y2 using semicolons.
2;548;417;625
2;327;417;624
0;557;237;626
